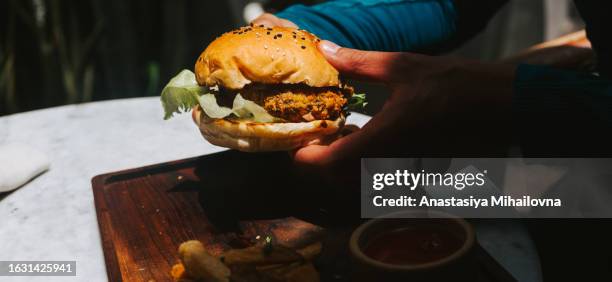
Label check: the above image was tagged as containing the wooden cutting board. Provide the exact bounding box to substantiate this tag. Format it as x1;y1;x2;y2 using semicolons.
92;150;516;282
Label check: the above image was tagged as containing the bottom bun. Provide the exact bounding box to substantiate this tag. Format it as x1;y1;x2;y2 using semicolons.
192;106;345;152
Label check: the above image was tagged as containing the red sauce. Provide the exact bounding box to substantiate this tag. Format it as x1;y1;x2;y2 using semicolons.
363;226;464;265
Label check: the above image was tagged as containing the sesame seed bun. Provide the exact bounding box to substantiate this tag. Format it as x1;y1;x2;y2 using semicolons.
194;26;339;90
191;25;348;152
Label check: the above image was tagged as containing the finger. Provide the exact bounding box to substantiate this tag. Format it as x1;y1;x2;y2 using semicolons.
251;15;278;27
251;13;297;28
293;145;333;166
317;40;406;83
278;18;298;28
305;103;411;164
291;124;361;164
293;131;370;168
292;128;369;167
341;124;360;136
291;131;342;164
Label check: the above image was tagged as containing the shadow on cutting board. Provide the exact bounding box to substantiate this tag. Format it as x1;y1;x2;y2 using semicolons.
167;150;360;232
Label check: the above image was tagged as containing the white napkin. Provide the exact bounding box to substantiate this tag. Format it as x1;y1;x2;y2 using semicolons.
0;144;50;192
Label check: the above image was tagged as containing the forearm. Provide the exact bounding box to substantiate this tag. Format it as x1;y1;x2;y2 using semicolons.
423;58;612;149
276;0;507;52
446;62;612;153
513;64;612;153
410;55;516;129
514;65;612;119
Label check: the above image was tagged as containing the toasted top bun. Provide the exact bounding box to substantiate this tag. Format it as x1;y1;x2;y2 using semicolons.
192;106;345;152
195;26;340;90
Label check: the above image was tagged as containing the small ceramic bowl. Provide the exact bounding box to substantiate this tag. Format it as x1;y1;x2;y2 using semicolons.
349;210;477;282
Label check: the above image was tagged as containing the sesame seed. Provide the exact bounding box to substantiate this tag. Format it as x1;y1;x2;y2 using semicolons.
267;28;272;31
259;24;264;27
267;32;270;35
301;37;305;40
301;46;306;49
277;34;282;38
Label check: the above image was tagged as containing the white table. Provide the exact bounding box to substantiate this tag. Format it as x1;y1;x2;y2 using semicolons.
0;97;541;281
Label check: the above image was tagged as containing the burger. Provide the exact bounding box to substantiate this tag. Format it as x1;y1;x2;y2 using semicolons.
161;25;366;152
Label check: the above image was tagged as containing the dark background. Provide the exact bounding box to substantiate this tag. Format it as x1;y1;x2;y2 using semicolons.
0;0;318;115
0;0;582;116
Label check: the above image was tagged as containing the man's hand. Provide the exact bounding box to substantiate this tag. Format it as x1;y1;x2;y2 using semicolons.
293;40;517;180
251;13;297;28
250;14;516;184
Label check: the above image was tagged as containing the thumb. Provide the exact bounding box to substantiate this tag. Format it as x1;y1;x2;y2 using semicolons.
292;145;332;166
317;40;404;83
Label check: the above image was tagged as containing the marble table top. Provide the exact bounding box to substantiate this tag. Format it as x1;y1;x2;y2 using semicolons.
0;97;541;282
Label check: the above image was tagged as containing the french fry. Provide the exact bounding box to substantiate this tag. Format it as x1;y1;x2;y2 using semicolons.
176;238;322;282
178;240;231;282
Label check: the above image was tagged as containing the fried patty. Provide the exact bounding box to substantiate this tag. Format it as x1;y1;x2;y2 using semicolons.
215;84;352;122
263;91;346;122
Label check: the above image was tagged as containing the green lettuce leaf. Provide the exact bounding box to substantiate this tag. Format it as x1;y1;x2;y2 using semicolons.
232;94;278;122
161;69;280;122
198;93;279;122
161;69;207;120
198;94;233;118
344;93;367;112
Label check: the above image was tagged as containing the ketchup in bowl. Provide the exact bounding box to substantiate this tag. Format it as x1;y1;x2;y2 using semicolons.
362;226;463;265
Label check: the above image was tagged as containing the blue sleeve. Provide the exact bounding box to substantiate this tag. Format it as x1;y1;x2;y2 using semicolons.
276;0;458;52
514;64;612;149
